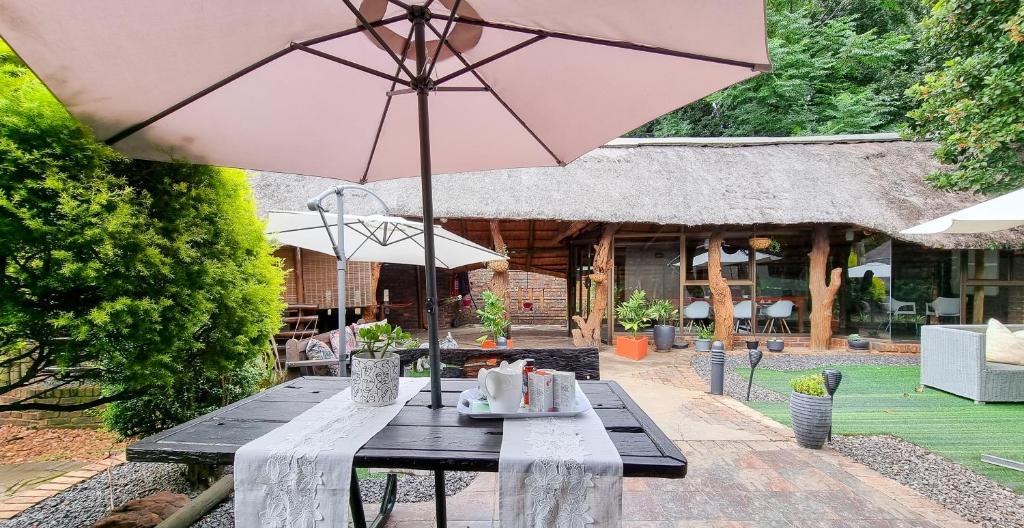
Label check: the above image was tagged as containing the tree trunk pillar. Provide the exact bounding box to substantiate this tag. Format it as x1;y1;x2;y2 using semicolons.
572;224;618;347
708;232;734;346
809;225;842;350
364;262;382;322
486;220;510;307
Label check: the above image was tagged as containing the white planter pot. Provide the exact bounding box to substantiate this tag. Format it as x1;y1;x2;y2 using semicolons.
351;352;400;406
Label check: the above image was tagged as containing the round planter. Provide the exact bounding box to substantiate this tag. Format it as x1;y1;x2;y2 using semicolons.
745;339;759;350
653;325;676;351
351;351;400;406
495;336;508;349
789;391;833;449
767;340;785;352
695;338;712;352
848;339;869;351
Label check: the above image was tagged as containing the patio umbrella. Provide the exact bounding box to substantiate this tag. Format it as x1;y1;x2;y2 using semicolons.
0;0;770;419
848;262;891;279
902;188;1024;234
267;210;504;268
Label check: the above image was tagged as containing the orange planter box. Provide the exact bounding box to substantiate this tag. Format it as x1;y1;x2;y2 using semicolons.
480;340;497;349
615;335;649;360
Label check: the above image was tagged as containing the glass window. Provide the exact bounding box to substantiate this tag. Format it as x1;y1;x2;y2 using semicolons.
844;234;891;339
755;234;810;334
965;286;1024;324
613;239;680;331
685;237;751;281
890;241;959;340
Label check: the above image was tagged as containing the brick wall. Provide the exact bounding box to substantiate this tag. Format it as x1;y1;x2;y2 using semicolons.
0;384;105;429
468;269;567;325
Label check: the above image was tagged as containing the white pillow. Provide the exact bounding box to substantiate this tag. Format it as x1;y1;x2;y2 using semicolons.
985;319;1024;366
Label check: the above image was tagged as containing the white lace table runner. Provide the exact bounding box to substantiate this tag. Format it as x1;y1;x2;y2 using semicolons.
499;392;623;528
234;377;428;528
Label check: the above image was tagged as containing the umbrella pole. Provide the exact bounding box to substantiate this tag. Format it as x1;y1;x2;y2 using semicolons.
336;190;349;377
412;8;447;527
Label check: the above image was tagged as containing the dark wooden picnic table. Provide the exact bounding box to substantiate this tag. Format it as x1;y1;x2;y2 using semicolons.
129;377;686;527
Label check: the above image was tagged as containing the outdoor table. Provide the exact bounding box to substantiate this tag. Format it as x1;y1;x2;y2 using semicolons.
129;377;687;527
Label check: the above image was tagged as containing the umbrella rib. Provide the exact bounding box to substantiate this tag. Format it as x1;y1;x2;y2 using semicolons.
427;22;563;166
103;14;406;145
338;0;416;80
361;25;416;184
453;17;771;72
424;0;462;79
291;43;411;85
433;35;546;86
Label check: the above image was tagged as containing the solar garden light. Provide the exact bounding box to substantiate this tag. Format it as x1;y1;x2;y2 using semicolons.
746;349;763;401
710;340;726;395
822;369;842;441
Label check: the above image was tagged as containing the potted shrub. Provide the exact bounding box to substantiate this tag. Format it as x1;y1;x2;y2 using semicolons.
476;291;511;349
847;333;869;351
745;338;759;350
648;298;678;352
788;374;832;449
694;322;714;352
615;289;652;360
767;337;785;352
352;323;412;406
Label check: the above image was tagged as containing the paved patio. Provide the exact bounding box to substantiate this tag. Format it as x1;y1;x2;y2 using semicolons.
377;340;976;527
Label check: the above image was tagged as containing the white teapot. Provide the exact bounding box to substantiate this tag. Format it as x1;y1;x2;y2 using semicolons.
477;359;525;413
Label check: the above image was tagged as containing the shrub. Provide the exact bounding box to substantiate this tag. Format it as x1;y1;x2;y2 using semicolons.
616;289;652;338
790;374;826;397
647;299;678;326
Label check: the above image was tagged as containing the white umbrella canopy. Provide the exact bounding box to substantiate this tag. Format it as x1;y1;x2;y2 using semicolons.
266;210;503;268
848;262;891;279
901;188;1024;234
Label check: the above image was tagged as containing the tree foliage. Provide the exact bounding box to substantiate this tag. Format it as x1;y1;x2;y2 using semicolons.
630;0;925;137
0;40;285;437
906;0;1024;194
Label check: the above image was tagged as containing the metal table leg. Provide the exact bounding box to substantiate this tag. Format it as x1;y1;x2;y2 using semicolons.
350;470;367;528
350;471;399;528
435;469;447;527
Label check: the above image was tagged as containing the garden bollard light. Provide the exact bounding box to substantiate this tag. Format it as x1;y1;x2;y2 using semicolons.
746;349;763;401
822;369;842;441
710;340;726;395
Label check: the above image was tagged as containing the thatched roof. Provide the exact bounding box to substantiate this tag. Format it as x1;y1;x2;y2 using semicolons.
249;134;1019;248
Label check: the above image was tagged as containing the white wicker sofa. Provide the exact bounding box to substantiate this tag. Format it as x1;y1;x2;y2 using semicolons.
921;324;1024;403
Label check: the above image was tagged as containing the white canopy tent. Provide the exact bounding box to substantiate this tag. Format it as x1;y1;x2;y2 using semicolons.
902;188;1024;234
266;210;503;268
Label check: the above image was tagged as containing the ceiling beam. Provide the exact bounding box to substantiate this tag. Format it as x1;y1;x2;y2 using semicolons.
552;221;593;244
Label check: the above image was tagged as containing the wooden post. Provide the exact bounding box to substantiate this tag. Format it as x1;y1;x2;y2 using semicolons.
971;249;986;324
365;262;382;322
708;232;734;346
572;224;618;347
809;225;842;350
294;247;305;304
486;220;510;306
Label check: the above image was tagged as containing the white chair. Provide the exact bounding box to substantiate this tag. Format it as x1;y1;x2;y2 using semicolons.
683;300;711;331
927;297;961;322
887;299;917;316
733;300;756;332
761;300;795;334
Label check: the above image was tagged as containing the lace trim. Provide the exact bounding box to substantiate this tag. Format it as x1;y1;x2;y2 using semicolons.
254;397;377;527
523;417;595;528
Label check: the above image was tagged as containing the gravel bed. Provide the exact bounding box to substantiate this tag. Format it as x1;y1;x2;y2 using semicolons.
831;435;1024;528
691;351;919;402
1;463;475;528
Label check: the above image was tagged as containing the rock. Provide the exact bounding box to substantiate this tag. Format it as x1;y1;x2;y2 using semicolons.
91;491;189;528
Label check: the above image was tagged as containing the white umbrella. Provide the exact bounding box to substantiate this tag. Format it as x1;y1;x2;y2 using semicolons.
848;262;891;279
902;188;1024;234
689;249;779;268
267;210;503;268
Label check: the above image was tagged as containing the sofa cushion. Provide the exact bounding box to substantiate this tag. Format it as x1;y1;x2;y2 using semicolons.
306;339;340;375
985;319;1024;366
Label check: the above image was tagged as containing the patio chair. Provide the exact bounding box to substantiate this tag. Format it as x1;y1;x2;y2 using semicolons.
761;300;794;334
733;300;756;333
683;300;711;332
884;299;918;333
926;297;961;322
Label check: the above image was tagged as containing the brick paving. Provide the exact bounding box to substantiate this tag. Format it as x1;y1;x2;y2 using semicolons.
0;453;125;520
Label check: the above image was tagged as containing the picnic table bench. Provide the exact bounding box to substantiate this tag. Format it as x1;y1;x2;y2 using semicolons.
129;377;687;526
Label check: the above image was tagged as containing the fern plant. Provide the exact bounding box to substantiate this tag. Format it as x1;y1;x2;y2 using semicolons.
647;299;678;326
615;289;652;338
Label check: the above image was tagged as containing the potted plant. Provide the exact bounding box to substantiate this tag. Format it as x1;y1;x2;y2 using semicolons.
476;291;511;349
789;374;832;448
352;323;412;406
767;337;785;352
745;338;759;350
847;333;869;351
615;289;652;360
648;298;678;352
693;322;715;352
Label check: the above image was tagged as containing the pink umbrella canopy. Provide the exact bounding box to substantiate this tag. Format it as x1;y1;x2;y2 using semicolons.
1;0;769;425
0;0;769;181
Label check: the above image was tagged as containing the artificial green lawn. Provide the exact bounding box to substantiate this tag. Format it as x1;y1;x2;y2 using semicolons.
737;365;1024;493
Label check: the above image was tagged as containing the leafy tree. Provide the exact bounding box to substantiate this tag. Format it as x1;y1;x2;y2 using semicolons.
630;0;924;137
0;40;285;437
906;0;1024;194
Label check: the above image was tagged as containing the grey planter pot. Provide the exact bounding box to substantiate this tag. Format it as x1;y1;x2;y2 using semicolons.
767;340;785;352
848;339;869;351
351;352;400;406
496;336;508;349
789;391;833;449
695;338;712;352
653;325;676;351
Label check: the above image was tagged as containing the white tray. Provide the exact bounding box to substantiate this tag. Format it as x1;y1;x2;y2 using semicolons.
456;387;591;419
